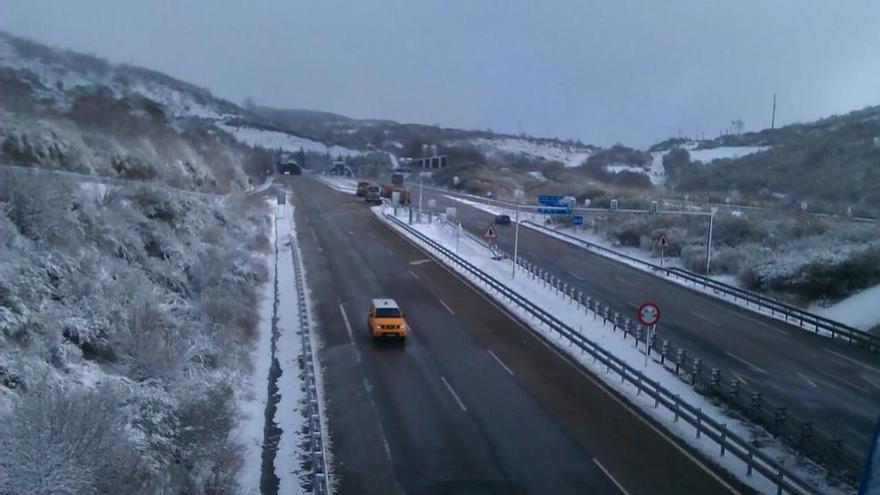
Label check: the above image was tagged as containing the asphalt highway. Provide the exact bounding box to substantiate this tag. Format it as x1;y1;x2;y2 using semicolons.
419;186;880;459
284;176;754;495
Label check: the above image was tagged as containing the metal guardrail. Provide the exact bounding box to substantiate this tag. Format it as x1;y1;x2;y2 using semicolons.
385;212;831;495
522;220;880;352
288;211;329;495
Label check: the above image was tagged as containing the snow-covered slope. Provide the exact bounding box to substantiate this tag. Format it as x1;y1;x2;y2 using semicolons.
689;145;769;164
473;137;593;167
217;123;361;157
814;283;880;331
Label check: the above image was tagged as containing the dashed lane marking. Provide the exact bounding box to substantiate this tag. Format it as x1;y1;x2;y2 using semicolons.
488;350;514;376
593;458;631;495
724;351;767;374
438;298;455;315
440;376;468;412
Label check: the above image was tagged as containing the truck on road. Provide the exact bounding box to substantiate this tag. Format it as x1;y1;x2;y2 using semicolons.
365;185;382;204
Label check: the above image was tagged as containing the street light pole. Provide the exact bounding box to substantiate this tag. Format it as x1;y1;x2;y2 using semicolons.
512;189;523;279
705;208;716;275
419;177;423;221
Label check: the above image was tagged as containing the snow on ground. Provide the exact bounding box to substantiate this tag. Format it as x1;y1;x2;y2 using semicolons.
605;163;648;174
233;199;277;494
648;150;668;186
376;207;843;495
218;124;361;158
814;283;880;331
274;202;308;494
314;174;359;194
689;146;769;164
473;137;592;168
527;170;547;181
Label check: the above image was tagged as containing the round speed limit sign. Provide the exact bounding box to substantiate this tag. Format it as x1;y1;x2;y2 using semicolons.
637;302;661;326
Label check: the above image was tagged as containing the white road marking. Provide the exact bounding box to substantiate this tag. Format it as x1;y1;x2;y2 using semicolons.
691;310;720;327
310;226;322;252
440;376;468;412
488;350;515;376
592;458;631;495
797;372;818;389
384;218;743;494
338;302;362;363
408;269;420;280
438;298;455;315
815;368;872;394
724;351;767;374
409;258;432;266
863;374;880;391
826;349;880;375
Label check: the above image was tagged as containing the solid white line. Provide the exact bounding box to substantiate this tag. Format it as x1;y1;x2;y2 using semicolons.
438;298;455;315
380;217;742;494
691;310;720;327
440;376;468;412
408;269;420;280
724;351;767;374
488;350;515;376
592;458;631;495
409;258;432;266
826;349;880;374
338;302;356;343
797;372;818;389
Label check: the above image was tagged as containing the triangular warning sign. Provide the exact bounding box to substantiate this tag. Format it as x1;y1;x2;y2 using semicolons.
484;226;497;239
658;233;670;248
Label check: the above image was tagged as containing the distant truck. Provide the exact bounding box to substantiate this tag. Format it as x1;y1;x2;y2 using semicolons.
365;185;382;204
380;184;411;205
391;172;405;186
356;181;369;197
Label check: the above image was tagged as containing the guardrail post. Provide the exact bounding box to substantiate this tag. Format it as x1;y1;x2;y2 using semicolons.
585;295;591;315
696;409;702;438
692;358;702;386
578;291;584;310
675;349;685;374
729;379;739;402
750;391;762;421
613;312;620;330
673;394;680;422
602;306;610;325
774;407;786;436
661;340;669;365
710;367;720;391
720;424;727;456
746;448;754;476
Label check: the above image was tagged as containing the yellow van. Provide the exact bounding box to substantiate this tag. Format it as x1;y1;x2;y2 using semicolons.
368;299;407;340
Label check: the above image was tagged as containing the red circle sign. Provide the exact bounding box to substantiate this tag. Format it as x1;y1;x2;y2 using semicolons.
637;301;661;326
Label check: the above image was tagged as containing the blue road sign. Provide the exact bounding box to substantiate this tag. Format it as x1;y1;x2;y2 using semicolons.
538;206;570;215
572;216;583;225
538;194;564;205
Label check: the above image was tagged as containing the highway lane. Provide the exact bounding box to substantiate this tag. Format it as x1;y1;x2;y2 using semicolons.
420;187;880;458
285;176;753;495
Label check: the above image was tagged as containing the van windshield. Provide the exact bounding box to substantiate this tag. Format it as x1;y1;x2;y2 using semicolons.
375;308;401;318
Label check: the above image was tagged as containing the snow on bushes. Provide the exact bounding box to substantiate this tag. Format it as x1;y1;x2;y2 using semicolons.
0;173;269;494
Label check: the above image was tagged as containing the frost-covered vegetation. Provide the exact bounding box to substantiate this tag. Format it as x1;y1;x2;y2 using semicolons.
0;173;270;494
563;209;880;305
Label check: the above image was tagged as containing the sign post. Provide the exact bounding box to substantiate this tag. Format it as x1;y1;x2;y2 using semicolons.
637;302;661;367
657;233;671;267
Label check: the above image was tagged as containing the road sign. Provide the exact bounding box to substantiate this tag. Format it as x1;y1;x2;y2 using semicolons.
572;215;583;225
538;206;570;215
637;302;661;326
484;225;497;240
657;233;670;248
650;200;658;214
538;194;564;205
610;199;618;212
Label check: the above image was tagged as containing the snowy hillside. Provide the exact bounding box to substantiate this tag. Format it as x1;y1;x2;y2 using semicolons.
473;137;593;167
217;123;361;157
689;145;769;164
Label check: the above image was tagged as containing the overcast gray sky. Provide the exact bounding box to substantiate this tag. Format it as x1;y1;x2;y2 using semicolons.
2;0;878;147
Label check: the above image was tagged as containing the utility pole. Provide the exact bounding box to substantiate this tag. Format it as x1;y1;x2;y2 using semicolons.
771;93;777;129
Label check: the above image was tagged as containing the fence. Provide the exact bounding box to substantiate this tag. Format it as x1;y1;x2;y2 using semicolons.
522;220;880;352
385;212;837;495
